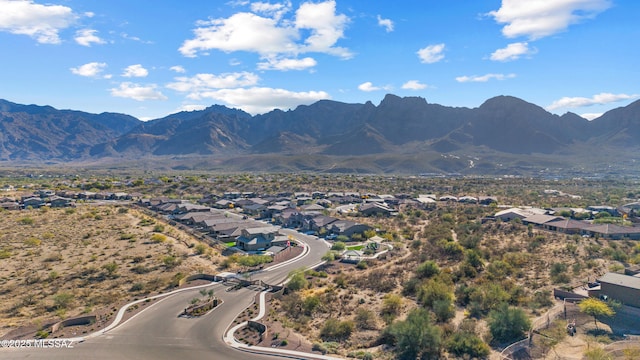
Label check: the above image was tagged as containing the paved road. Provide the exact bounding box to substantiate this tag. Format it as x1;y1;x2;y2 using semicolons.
2;230;330;359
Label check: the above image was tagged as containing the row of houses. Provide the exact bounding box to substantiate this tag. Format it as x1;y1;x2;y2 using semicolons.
0;195;74;210
141;196;377;251
494;207;640;240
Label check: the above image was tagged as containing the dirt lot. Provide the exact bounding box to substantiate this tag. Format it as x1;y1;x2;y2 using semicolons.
0;204;223;339
512;301;640;359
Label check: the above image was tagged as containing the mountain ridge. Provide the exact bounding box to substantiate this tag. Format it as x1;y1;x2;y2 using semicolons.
1;95;639;175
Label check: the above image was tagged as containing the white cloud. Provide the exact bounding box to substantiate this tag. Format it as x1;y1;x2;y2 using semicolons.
580;113;602;120
0;0;77;44
110;82;167;101
195;87;331;115
402;80;428;90
357;82;392;92
175;104;207;113
490;42;536;61
179;12;297;57
251;1;292;21
74;29;105;47
546;92;639;110
417;44;445;64
122;64;149;78
295;1;351;58
377;15;394;32
257;56;317;71
488;0;612;40
455;73;516;83
170;65;186;73
70;62;108;78
179;0;351;62
358;82;379;92
166;72;260;97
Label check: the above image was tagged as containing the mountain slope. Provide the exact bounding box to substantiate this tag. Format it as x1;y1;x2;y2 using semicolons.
0;100;140;160
1;95;640;175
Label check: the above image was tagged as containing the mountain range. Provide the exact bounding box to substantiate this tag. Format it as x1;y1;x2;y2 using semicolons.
1;95;639;175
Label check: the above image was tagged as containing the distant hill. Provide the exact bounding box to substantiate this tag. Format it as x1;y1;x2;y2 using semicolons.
0;99;140;160
1;96;639;175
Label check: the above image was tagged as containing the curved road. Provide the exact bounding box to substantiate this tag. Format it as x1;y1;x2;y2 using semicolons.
2;230;330;359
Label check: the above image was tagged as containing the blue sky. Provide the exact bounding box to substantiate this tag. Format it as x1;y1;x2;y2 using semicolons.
0;0;638;120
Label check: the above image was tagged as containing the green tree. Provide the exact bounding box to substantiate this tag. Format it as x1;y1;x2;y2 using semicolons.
488;303;531;343
578;298;615;330
286;270;308;291
446;332;490;359
416;260;440;279
331;241;346;251
418;279;453;308
387;308;442;360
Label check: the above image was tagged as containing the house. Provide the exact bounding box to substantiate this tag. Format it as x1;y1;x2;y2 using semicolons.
50;196;73;208
494;207;547;222
242;203;267;217
235;226;280;251
587;206;619;217
458;196;478;204
478;196;498;205
439;195;458;202
521;214;563;227
0;201;20;210
414;196;437;209
329;220;372;237
593;272;640;308
178;212;224;226
300;203;325;212
214;199;235;209
544;218;591;234
210;221;256;239
359;202;394;217
174;203;211;214
22;197;44;208
583;224;640;240
306;215;338;233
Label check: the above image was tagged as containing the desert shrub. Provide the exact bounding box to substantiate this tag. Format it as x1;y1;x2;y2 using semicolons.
194;243;208;255
130;283;145;292
355;308;378;330
53;292;74;310
319;318;354;342
446;331;490;358
416;260;440;279
150;234;167;243
24;237;41;247
162;255;180;269
18;216;34;225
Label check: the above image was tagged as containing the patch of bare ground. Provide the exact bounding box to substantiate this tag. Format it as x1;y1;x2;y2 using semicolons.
233;292;318;355
0;205;224;339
